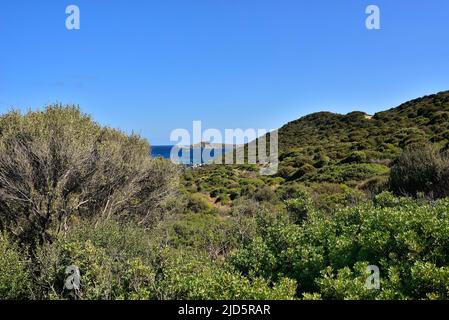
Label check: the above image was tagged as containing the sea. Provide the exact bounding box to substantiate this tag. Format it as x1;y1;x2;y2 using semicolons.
151;145;230;165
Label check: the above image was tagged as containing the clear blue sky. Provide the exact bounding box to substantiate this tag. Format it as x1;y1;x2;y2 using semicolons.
1;0;449;145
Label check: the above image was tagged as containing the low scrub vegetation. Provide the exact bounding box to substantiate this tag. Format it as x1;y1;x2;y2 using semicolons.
1;93;449;300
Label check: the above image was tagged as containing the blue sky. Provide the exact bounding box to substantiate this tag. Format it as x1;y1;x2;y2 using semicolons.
1;0;449;145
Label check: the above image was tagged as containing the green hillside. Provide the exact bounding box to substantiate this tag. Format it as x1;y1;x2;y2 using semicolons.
280;91;449;158
274;91;449;186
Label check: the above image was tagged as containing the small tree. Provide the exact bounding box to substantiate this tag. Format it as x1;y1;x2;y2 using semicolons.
0;106;178;246
390;143;449;198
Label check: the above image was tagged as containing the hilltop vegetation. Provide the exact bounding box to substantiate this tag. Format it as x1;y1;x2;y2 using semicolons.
279;91;449;156
1;92;449;300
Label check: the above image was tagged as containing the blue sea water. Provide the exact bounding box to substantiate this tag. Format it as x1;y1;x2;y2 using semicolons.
151;145;230;165
151;145;174;159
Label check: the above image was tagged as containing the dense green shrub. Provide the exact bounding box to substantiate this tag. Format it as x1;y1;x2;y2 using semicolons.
229;197;449;299
32;220;159;300
32;220;294;301
316;262;382;300
276;182;310;200
0;234;32;299
254;186;277;202
156;249;296;300
186;193;214;214
285;191;313;223
313;185;366;211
